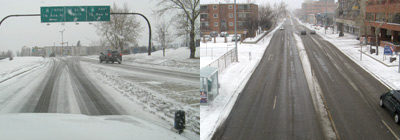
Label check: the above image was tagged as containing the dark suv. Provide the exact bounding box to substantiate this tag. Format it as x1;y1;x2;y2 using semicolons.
380;90;400;124
99;50;122;64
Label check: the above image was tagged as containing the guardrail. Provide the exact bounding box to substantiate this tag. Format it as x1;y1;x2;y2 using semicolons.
207;47;237;72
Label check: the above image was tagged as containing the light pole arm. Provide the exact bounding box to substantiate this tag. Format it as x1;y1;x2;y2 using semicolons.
0;14;40;28
110;13;152;56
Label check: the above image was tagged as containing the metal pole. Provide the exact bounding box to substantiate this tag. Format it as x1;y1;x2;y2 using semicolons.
111;13;152;56
60;29;65;56
0;14;40;28
398;54;400;73
234;0;238;62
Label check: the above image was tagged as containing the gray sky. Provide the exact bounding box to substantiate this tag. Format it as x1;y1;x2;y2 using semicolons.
200;0;305;10
0;0;179;53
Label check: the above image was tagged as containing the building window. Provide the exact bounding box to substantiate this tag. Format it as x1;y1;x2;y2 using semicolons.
229;13;233;18
366;13;374;21
238;5;249;10
214;22;218;27
200;14;208;19
229;5;233;9
375;13;385;22
229;22;233;26
200;5;208;11
213;5;217;10
214;14;218;18
238;13;249;18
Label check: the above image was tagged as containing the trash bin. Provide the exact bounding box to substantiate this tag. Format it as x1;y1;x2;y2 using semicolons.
174;110;185;134
370;49;376;54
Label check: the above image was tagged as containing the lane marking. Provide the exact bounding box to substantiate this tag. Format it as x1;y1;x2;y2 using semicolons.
273;96;277;110
382;120;400;140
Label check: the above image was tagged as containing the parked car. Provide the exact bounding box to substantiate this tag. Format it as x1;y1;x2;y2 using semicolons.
279;27;284;30
380;90;400;124
301;30;307;35
49;53;55;57
310;30;316;34
99;50;122;64
204;35;212;42
232;35;241;42
210;31;218;37
220;32;228;37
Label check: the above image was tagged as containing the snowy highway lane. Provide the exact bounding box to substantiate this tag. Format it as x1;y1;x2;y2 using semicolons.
0;57;124;115
0;56;200;136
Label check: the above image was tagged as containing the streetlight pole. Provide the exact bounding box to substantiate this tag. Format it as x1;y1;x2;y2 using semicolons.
234;0;238;62
60;29;65;56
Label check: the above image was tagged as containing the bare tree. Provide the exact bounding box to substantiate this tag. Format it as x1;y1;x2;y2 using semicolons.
258;3;275;30
156;0;200;59
154;20;175;56
95;3;141;52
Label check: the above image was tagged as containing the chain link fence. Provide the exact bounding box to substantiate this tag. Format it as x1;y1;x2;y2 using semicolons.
207;47;237;72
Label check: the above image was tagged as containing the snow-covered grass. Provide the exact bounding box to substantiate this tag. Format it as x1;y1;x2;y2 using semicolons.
0;57;46;83
0;113;188;140
298;19;400;90
80;47;200;137
200;20;285;140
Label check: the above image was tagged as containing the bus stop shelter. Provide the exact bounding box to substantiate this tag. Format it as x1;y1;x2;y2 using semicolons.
200;67;219;105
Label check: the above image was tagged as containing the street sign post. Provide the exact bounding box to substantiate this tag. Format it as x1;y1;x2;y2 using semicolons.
384;46;393;55
41;6;110;23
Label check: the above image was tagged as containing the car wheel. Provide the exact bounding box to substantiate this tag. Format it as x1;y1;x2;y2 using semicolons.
379;99;384;108
118;61;121;64
395;113;400;124
112;61;114;63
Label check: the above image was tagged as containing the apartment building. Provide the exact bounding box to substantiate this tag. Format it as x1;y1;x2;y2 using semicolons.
302;0;337;25
200;3;258;37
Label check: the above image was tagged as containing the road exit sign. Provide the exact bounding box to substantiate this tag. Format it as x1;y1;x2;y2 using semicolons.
41;6;110;23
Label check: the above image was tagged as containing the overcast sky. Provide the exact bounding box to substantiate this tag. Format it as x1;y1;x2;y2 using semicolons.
0;0;179;53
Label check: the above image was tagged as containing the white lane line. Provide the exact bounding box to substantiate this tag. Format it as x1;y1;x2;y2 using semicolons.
273;96;277;110
382;120;400;140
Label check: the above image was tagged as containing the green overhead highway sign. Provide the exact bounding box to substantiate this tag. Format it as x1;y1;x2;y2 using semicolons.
41;6;110;23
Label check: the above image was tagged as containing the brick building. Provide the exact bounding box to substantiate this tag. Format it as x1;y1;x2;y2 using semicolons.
335;0;360;35
365;0;400;50
200;3;258;37
301;0;337;25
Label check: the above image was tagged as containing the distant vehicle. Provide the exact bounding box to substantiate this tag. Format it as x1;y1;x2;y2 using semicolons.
380;90;400;124
210;31;218;37
204;35;212;41
49;53;55;57
310;30;316;34
99;50;122;64
279;27;284;30
301;30;307;35
232;35;241;42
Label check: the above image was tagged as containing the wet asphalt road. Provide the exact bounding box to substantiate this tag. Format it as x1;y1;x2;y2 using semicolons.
213;20;324;139
213;18;400;140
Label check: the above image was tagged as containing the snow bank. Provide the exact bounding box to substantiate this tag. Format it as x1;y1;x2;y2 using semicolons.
0;57;46;83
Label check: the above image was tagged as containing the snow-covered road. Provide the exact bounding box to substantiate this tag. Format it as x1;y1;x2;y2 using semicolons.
0;51;199;138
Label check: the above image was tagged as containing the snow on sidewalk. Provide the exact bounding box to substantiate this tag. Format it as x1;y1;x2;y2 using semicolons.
200;21;284;140
299;20;400;89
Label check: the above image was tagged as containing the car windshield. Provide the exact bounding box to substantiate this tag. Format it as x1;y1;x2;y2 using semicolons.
0;0;199;139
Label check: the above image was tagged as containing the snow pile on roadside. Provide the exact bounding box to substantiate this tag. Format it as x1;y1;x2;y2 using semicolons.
0;57;46;83
90;67;200;135
200;20;284;140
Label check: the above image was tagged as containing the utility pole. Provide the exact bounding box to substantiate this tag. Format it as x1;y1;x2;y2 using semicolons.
60;29;65;56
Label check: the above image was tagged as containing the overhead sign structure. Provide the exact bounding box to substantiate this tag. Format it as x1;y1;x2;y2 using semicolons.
41;6;110;23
